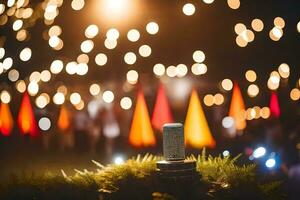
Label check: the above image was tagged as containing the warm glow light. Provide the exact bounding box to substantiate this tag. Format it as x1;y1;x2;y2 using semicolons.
0;90;11;103
240;30;255;42
120;97;132;110
106;28;120;40
124;52;136;65
290;88;300;101
8;69;19;82
65;62;77;75
182;3;195;16
76;63;88;75
50;60;63;74
101;0;130;19
166;66;177;77
204;94;214;106
251;19;264;32
176;64;188;78
71;0;85;11
235;23;246;35
214;93;224;105
40;70;51;82
89;83;101;96
221;79;233;91
278;63;290;78
127;70;139;84
104;38;117;49
53;92;65;105
103;90;114;103
127;29;140;42
20;47;32;62
13;19;23;31
139;45;151;57
245;70;257;82
227;0;240;9
49;25;62;37
153;63;165;76
16;80;26;93
95;53;107;66
77;54;89;64
203;0;214;4
260;107;270;119
297;21;300;33
247;84;259;97
80;40;94;53
3;57;13;70
193;50;205;63
70;92;81;105
236;35;248;47
36;93;50;109
0;48;5;59
191;63;207;75
146;22;159;35
29;71;41;82
85;24;99;38
27;81;39;96
274;17;285;28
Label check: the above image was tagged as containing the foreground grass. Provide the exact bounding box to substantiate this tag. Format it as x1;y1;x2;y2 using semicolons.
0;151;284;200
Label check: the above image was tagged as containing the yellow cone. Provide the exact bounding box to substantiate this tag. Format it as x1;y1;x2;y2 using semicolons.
185;89;216;148
129;89;156;147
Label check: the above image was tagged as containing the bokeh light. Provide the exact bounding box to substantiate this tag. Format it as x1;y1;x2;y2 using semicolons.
221;79;233;91
153;63;165;76
103;90;114;103
120;97;132;110
89;83;101;96
146;22;159;35
182;3;195;16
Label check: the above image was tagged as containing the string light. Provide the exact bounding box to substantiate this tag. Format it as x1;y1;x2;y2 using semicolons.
103;90;114;103
0;90;11;103
127;29;140;42
182;3;195;16
127;70;139;84
53;92;65;105
139;45;151;57
70;92;81;105
89;84;101;96
153;63;165;76
146;22;159;35
120;97;132;110
124;52;137;65
221;79;233;91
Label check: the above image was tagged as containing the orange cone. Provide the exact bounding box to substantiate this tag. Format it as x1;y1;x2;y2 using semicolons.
229;83;246;131
0;103;14;136
58;105;71;132
129;88;156;147
185;89;216;148
17;92;39;137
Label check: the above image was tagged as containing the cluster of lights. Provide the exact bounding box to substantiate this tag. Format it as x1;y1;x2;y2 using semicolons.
35;93;50;109
166;64;188;78
269;17;285;41
204;93;225;106
246;106;270;120
234;23;255;47
267;63;290;90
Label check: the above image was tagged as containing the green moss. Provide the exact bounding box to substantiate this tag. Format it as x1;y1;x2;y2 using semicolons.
0;152;284;200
